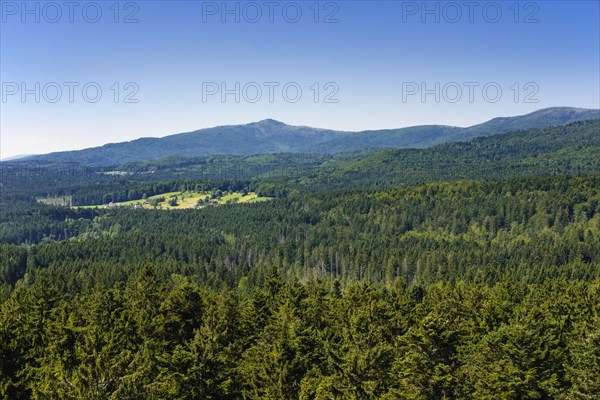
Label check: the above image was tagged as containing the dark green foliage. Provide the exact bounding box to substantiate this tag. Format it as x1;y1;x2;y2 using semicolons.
1;175;600;292
0;174;599;397
1;268;598;399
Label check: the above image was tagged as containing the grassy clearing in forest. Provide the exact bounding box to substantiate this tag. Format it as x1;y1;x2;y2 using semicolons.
74;191;272;210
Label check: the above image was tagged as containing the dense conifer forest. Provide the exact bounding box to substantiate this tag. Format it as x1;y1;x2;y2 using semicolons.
1;121;599;399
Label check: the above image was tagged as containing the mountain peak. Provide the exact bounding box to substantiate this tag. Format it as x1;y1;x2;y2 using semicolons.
252;119;287;127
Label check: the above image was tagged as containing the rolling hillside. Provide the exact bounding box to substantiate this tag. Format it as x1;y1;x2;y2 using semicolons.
303;119;600;190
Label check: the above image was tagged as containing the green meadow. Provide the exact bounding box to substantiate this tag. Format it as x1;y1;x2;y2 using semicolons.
74;191;272;210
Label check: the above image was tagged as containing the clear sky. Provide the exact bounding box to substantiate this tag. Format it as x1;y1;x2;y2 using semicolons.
1;0;599;158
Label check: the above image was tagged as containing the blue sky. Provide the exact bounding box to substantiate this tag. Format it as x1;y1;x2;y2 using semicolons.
1;0;599;158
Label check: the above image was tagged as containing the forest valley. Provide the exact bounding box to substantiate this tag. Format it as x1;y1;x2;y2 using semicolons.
0;120;599;399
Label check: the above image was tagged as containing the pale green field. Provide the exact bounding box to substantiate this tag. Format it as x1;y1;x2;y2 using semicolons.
74;191;272;210
113;191;182;206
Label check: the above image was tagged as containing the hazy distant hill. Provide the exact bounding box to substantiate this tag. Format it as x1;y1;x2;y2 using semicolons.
23;119;347;165
20;107;599;165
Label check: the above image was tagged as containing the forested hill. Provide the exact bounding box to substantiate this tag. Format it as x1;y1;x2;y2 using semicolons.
300;119;600;190
112;119;600;192
19;107;599;165
2;120;598;206
306;106;600;153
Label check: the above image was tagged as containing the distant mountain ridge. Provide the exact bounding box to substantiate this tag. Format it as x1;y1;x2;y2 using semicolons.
308;119;600;190
19;107;600;166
